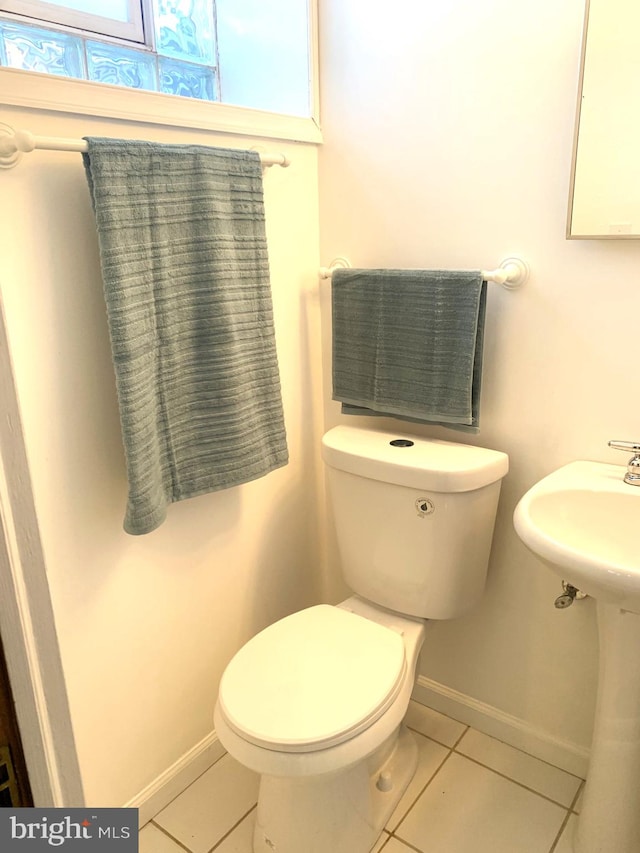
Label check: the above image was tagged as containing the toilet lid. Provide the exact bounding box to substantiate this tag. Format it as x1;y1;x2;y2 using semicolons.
218;605;407;753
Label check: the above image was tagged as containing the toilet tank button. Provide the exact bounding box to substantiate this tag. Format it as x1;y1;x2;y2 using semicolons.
415;498;435;516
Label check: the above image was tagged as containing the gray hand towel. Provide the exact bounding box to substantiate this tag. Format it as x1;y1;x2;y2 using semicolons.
83;138;288;534
331;268;487;432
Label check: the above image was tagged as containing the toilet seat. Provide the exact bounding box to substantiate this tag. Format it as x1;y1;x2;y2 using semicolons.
217;605;407;753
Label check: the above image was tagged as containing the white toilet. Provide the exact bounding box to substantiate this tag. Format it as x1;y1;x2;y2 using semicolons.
214;424;508;853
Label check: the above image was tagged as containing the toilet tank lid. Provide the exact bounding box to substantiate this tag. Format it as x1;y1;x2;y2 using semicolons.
322;425;508;492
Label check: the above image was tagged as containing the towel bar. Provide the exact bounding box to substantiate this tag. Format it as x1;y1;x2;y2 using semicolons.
0;123;290;170
320;256;529;289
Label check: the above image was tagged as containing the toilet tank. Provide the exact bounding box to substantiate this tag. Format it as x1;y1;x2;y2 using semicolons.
322;425;509;619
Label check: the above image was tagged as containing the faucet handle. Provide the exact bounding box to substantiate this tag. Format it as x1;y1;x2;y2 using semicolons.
608;441;640;485
608;440;640;453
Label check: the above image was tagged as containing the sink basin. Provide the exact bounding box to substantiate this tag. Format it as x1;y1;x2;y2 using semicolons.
514;460;640;612
514;459;640;853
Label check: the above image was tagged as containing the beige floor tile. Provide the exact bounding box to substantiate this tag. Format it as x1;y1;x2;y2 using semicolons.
404;701;467;746
553;814;578;853
396;752;566;853
372;830;390;851
154;754;259;853
385;731;450;831
213;808;391;852
213;809;255;852
456;729;582;807
382;838;419;852
139;822;186;853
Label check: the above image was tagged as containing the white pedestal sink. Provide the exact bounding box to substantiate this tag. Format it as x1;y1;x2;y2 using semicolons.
514;461;640;853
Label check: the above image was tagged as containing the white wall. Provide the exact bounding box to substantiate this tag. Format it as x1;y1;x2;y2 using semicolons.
318;0;640;760
0;104;323;806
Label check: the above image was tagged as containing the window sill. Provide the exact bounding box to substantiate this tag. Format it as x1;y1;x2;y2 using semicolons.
0;67;323;145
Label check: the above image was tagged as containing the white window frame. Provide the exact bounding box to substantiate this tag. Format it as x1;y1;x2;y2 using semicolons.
0;0;145;43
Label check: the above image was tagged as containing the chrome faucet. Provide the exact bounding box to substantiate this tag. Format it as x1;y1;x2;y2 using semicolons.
608;440;640;485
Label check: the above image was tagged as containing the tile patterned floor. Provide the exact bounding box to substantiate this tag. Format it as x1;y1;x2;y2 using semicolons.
139;701;584;853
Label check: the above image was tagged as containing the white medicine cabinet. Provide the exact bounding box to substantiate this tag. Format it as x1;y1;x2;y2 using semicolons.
568;0;640;238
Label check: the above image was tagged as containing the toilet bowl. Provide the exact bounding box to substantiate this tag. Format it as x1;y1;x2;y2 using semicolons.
215;425;508;853
214;596;426;853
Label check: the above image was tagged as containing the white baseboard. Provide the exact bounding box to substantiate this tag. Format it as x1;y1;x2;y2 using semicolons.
127;679;590;826
412;675;589;779
125;731;225;827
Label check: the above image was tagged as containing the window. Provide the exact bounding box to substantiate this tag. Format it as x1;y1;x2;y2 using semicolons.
0;0;145;41
0;0;315;119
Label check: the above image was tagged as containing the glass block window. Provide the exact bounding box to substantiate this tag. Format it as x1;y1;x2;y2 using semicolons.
154;0;216;66
159;56;215;100
86;40;157;91
0;19;83;77
0;0;313;117
0;18;218;99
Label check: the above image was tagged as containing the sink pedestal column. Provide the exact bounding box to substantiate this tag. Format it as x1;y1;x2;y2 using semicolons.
575;602;640;853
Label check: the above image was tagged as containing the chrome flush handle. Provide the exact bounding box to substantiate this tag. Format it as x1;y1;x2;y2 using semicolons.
608;440;640;486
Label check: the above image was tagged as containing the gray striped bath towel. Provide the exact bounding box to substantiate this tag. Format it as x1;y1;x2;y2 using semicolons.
83;138;288;535
332;268;486;432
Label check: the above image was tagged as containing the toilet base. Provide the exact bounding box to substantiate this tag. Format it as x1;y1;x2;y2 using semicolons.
252;724;418;853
